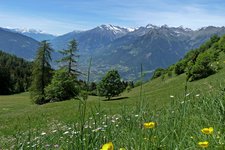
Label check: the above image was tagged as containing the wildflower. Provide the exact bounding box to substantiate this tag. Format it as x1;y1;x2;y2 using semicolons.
63;131;69;135
101;142;113;150
33;137;39;140
144;122;156;128
201;127;213;134
198;141;209;148
186;93;190;97
170;95;174;98
52;130;57;133
32;144;37;148
92;127;102;132
45;144;50;147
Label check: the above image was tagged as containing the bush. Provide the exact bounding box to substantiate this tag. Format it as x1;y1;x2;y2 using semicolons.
151;68;165;79
45;69;80;102
174;60;187;75
188;52;217;81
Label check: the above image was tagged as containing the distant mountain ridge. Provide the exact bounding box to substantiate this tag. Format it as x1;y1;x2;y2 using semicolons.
51;24;225;80
0;27;39;60
1;24;225;80
7;28;56;41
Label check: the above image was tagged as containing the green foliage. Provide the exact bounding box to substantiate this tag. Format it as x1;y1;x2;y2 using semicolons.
0;67;12;94
219;35;225;52
0;51;32;94
30;41;53;104
45;39;81;102
171;34;225;81
45;69;80;102
174;60;187;75
98;70;123;100
151;68;166;79
58;39;80;76
188;51;218;81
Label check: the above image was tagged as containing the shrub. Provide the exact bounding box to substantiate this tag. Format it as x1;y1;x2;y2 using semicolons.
151;68;166;79
45;69;80;102
188;52;217;81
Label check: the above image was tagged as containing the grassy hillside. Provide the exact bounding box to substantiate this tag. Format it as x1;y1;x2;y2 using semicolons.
1;37;225;148
1;53;225;148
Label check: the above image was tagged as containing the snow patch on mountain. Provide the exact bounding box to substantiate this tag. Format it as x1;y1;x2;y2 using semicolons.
99;24;131;34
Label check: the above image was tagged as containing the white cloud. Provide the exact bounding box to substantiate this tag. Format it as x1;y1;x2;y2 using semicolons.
112;4;225;29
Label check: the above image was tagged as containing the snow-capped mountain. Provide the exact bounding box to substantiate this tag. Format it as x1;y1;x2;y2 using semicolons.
50;24;225;80
98;24;133;34
51;24;133;52
2;24;225;81
7;28;56;41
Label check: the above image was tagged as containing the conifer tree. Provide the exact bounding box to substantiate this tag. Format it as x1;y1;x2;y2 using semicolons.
30;40;53;104
58;39;80;76
45;39;80;102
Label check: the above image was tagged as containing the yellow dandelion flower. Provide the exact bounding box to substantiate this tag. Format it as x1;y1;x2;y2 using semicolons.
198;141;209;148
100;142;113;150
144;122;156;128
201;127;213;134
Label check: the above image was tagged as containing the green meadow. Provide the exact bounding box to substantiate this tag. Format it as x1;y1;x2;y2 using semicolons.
1;58;225;149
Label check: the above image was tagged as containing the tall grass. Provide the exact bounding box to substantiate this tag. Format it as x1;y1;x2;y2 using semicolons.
1;88;225;149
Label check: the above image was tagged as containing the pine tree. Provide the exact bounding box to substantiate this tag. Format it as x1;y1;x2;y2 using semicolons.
58;39;80;76
45;39;80;102
30;40;53;104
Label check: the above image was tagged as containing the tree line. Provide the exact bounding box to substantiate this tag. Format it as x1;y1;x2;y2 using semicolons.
0;39;134;103
0;51;32;94
29;39;133;104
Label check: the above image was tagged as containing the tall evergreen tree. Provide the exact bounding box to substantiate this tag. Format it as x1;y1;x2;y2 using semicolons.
45;39;80;102
58;39;80;76
30;40;53;104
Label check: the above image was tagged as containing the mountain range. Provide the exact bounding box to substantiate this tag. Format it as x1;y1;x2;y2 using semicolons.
0;27;39;60
1;24;225;80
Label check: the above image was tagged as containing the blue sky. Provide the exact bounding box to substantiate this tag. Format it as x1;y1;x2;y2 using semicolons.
1;0;225;35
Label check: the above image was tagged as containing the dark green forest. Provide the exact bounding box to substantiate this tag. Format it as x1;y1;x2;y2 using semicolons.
0;50;32;94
